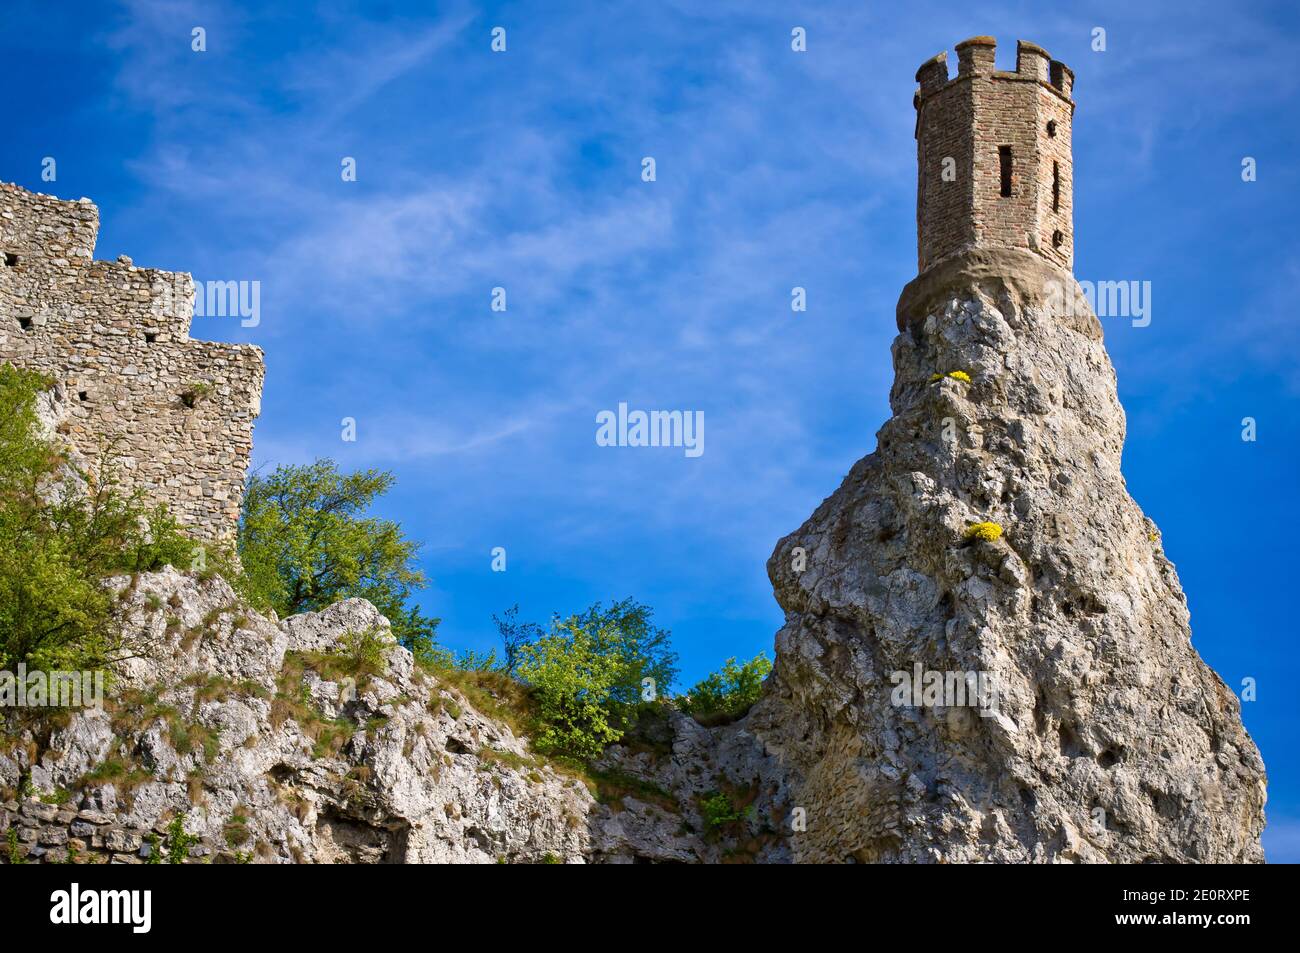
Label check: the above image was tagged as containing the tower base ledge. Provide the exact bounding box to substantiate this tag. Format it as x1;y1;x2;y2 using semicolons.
897;246;1098;341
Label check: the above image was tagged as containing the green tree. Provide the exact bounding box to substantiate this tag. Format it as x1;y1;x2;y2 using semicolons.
237;460;440;650
679;653;772;722
515;619;626;759
568;599;677;704
514;599;677;758
0;364;198;670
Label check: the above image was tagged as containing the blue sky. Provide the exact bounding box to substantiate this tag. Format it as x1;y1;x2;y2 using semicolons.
3;0;1297;860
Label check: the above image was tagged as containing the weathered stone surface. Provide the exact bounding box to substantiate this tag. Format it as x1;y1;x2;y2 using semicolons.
2;568;595;864
0;182;263;544
744;255;1266;863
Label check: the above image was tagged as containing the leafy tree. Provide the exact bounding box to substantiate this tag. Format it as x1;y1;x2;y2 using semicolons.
568;599;677;704
515;619;626;759
237;460;440;649
679;654;772;722
514;599;677;758
0;364;199;670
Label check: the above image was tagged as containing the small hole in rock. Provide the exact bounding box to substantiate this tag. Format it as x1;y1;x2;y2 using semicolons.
145;332;158;343
3;253;17;267
78;391;89;402
19;317;33;331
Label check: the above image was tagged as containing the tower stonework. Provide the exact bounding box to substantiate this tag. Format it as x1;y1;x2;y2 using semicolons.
914;37;1074;273
0;183;264;545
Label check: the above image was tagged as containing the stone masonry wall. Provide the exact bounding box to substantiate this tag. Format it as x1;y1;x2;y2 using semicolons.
915;37;1075;273
0;182;264;545
1;797;234;865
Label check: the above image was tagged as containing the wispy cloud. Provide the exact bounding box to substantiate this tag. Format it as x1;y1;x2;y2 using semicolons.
37;0;1295;763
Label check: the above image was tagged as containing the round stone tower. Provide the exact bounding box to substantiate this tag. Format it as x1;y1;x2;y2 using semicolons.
913;37;1075;274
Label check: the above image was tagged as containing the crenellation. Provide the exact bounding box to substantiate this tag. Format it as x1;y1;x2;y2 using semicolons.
955;35;996;76
1015;40;1050;82
0;181;263;545
914;36;1076;274
1049;60;1074;97
915;51;949;94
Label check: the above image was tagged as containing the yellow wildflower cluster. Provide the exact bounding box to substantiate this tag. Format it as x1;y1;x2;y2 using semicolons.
963;521;1003;543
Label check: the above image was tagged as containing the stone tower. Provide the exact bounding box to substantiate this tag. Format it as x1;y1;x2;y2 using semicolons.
914;36;1074;273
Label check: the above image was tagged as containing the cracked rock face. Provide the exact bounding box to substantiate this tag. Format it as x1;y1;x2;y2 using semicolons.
2;568;595;864
0;562;789;864
747;250;1266;863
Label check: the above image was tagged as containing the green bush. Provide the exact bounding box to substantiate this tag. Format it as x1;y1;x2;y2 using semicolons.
331;626;391;682
699;790;751;830
237;460;442;653
515;620;626;759
165;814;199;864
679;654;772;724
513;600;677;759
0;364;209;671
6;827;23;864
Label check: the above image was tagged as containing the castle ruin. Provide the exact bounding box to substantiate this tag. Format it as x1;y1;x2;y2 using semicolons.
0;183;264;544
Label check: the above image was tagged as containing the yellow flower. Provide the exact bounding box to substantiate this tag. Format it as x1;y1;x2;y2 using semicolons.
963;521;1003;543
947;370;972;383
928;373;943;383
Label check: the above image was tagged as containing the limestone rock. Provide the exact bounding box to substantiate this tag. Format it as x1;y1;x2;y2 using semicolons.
2;568;594;863
745;252;1266;863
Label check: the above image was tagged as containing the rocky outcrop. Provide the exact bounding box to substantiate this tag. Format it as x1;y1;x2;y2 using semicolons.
588;710;791;863
2;568;593;863
0;564;792;864
745;249;1266;863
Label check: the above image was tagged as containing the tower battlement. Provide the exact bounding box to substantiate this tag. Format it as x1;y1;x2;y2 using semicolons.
913;37;1075;274
0;182;264;545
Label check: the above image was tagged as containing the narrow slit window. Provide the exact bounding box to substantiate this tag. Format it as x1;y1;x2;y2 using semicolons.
1052;161;1061;212
998;146;1013;197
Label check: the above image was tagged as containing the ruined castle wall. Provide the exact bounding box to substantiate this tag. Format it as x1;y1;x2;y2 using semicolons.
0;183;263;545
